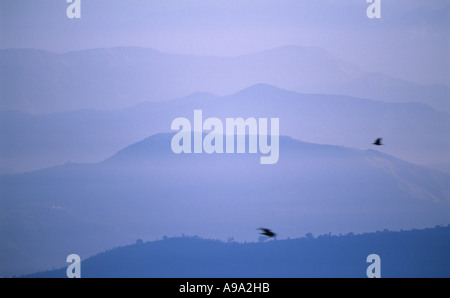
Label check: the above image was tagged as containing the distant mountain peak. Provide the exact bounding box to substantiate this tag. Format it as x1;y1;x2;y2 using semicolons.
252;44;330;57
228;83;295;99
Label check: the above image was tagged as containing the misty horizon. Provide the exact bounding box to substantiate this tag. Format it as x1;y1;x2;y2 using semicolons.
1;0;449;278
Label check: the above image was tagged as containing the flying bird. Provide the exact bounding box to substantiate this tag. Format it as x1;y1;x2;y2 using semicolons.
258;228;277;238
373;138;383;146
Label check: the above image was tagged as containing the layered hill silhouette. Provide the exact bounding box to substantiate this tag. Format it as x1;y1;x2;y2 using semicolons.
2;1;448;86
2;84;449;174
1;133;449;277
1;46;448;114
26;225;450;278
2;0;449;280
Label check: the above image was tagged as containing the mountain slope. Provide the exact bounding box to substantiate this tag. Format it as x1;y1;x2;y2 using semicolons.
1;46;448;114
2;84;449;174
1;133;449;276
26;226;450;278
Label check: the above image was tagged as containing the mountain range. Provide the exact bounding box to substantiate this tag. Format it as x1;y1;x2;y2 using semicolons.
1;84;449;174
1;46;448;114
1;133;449;277
1;0;449;280
2;1;449;86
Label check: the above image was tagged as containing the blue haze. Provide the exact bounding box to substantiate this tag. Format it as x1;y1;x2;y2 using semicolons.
0;0;449;277
1;133;449;276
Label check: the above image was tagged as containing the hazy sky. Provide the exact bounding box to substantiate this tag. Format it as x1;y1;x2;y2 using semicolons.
1;0;449;85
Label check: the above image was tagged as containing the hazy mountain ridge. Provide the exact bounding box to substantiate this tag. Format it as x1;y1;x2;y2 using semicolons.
2;1;448;85
1;133;449;277
1;84;449;174
1;46;448;114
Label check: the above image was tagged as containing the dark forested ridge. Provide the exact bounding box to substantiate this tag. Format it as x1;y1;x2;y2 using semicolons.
26;225;450;278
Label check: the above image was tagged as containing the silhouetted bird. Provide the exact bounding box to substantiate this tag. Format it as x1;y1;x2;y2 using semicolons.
373;138;383;146
258;228;277;238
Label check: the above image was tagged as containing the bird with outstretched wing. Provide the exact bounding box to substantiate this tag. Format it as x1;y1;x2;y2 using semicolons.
258;228;277;238
373;138;383;146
